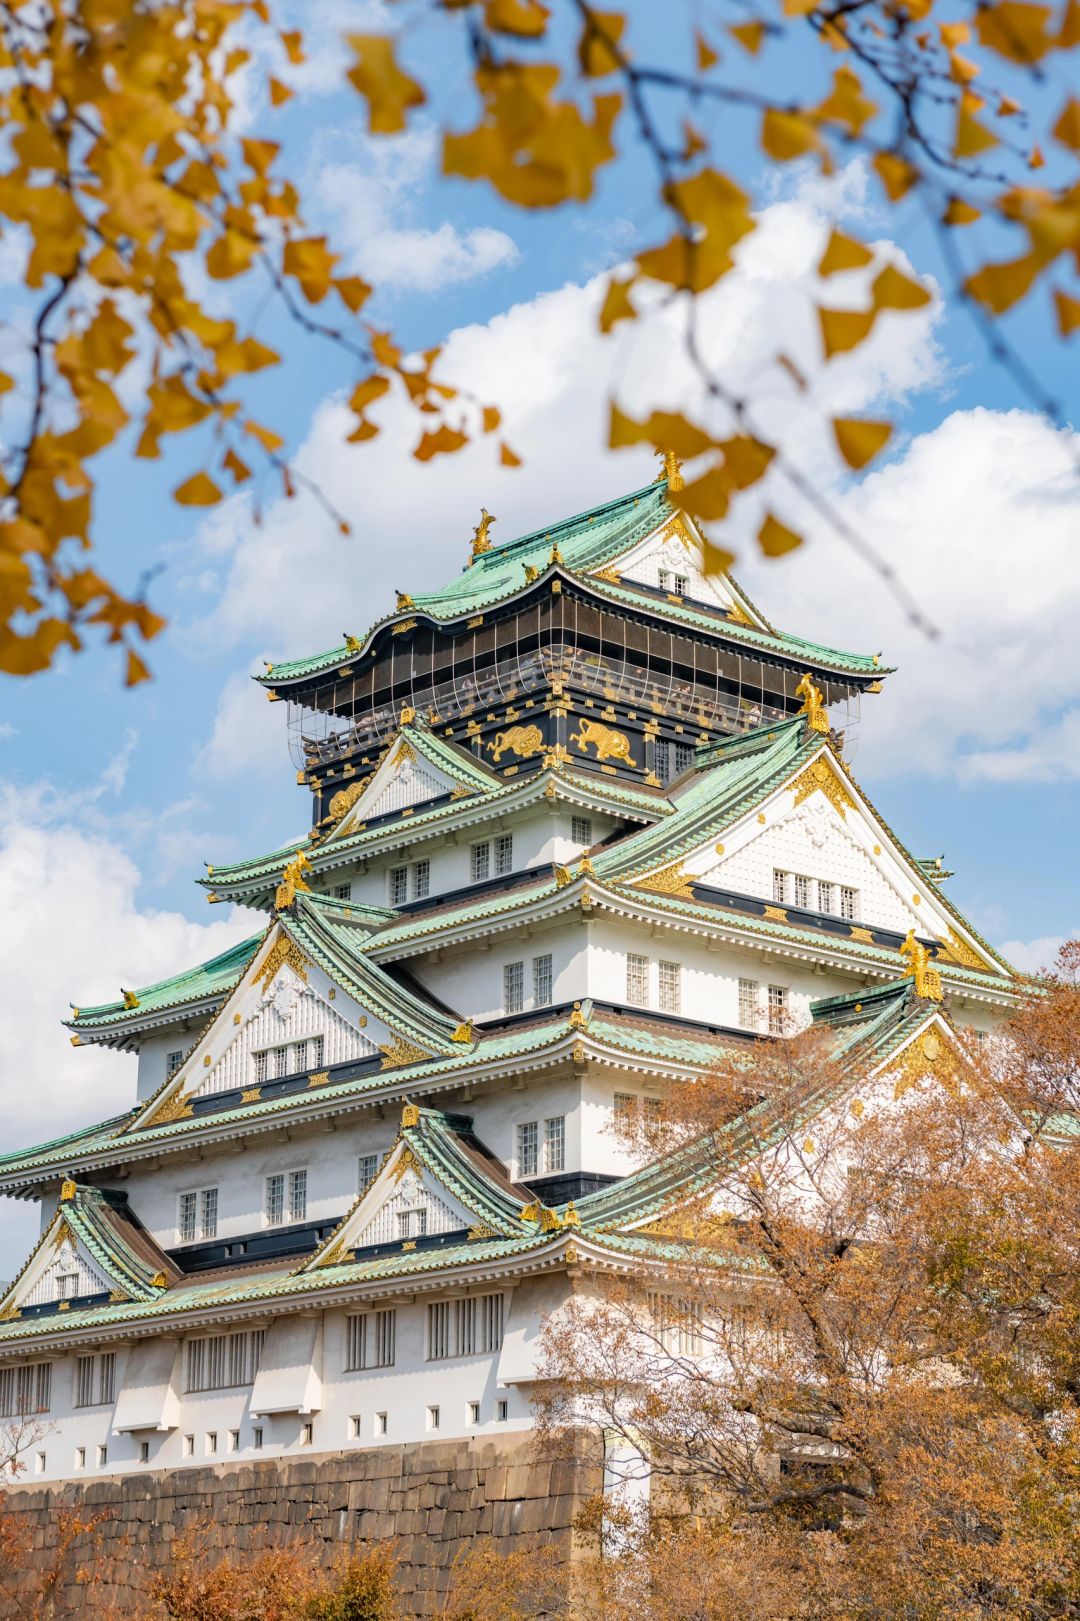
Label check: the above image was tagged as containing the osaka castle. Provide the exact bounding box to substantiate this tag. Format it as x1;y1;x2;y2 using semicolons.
0;464;1018;1487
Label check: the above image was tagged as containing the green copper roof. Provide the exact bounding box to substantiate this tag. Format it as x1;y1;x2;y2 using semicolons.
68;933;264;1033
258;480;881;689
0;1183;176;1318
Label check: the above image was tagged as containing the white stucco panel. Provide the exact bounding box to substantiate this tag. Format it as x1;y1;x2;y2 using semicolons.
14;1228;111;1311
250;1317;323;1415
194;968;379;1098
112;1339;181;1432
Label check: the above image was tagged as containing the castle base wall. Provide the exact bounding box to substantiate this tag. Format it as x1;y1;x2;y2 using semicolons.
0;1432;596;1618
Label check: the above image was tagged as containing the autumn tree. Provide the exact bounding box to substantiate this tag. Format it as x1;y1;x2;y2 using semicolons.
535;951;1080;1618
0;0;1078;679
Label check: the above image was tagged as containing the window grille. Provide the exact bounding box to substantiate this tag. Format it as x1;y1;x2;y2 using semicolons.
614;1091;636;1121
626;952;649;1007
272;1046;288;1080
288;1169;307;1223
358;1153;380;1195
185;1330;263;1393
794;874;810;908
517;1121;539;1178
179;1187;217;1244
674;742;695;773
0;1363;50;1417
532;954;553;1007
345;1309;396;1371
54;1271;79;1300
397;1207;428;1240
253;1050;268;1085
178;1191;197;1244
389;865;408;905
412;859;430;900
428;1294;503;1360
768;984;789;1036
817;880;835;914
773;869;788;904
470;842;490;882
166;1050;183;1078
494;835;513;876
99;1352;115;1406
658;960;681;1013
265;1174;284;1226
658;568;670;590
571;815;592;846
200;1189;218;1240
840;886;857;921
654;739;670;781
334;883;352;901
544;1116;565;1174
75;1356;95;1408
503;961;524;1014
738;978;760;1030
673;575;688;596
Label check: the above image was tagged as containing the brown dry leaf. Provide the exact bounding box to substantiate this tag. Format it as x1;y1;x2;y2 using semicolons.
872;263;932;310
609;405;713;458
579;10;625;76
125;648;151;687
1052;97;1080;150
414;424;469;461
833;417;893;468
975;0;1056;61
500;442;523;466
696;31;719;69
943;197;982;225
599;277;637;332
873;150;918;200
1053;288;1080;334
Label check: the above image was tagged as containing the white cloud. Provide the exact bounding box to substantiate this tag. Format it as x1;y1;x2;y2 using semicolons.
313;127;519;293
1000;934;1075;975
0;783;251;1274
197;667;295;783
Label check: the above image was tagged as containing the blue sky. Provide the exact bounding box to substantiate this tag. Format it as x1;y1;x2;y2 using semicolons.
0;0;1078;1271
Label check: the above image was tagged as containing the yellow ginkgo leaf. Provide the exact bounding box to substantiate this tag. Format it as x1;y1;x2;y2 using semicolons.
703;538;735;574
1052;97;1080;151
758;513;803;556
609;405;713;458
761;108;820;161
174;472;223;506
833;417;893;469
728;20;765;52
283;236;339;304
974;0;1055;62
670;466;733;521
500;442;522;466
818;229;873;276
872;150;918;201
579;8;624;75
872;263;932;310
414;424;469;461
347;34;426;134
599;277;637;332
335;276;372;313
818;305;876;357
223;448;251;484
1061;0;1080;45
1053;289;1080;335
125;649;152;687
955;106;1000;158
696;30;719;69
269;77;293;106
965;251;1043;313
485;0;550;35
943;197;981;225
719;435;775;488
482;406;501;433
245;419;285;454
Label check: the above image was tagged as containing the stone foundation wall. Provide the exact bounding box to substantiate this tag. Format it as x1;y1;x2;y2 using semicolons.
0;1432;597;1619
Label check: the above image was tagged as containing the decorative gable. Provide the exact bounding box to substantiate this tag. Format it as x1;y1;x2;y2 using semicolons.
305;1137;479;1272
333;735;461;839
20;1229;110;1309
610;513;765;625
193;971;379;1099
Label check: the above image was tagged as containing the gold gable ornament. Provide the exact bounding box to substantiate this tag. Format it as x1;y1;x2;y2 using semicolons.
470;507;496;562
635;861;694;900
789;756;856;820
151;1272;168;1290
900;929;944;1003
380;1038;431;1071
795;672;830;736
275;851;312;911
329;777;369;825
255;935;309;992
60;1178;76;1203
400;1101;421;1129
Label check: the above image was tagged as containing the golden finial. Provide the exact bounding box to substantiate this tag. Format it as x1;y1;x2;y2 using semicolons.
795;672;829;736
451;1020;474;1044
470;508;496;562
401;1101;421;1129
523;563;539;583
396;590;415;610
151;1272;168;1289
549;542;564;566
343;633;361;654
656;447;684;493
900;929;944;1003
60;1178;76;1203
400;703;417;726
121;988;139;1010
275;851;312;911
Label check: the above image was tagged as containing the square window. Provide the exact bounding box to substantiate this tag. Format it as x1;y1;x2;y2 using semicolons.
673;575;687;596
139;1441;150;1464
389;865;408;906
517;1121;539;1179
468;1402;480;1426
532;954;553;1008
496;1400;508;1423
658;568;670;590
427;1406;440;1431
376;1412;388;1437
334;883;352;901
738;978;760;1031
674;742;694;774
350;1416;362;1440
614;1091;637;1123
470;842;490;883
494;835;513;876
503;961;524;1015
626;953;649;1008
183;1435;194;1458
571;815;592;846
253;1427;263;1450
658;960;681;1014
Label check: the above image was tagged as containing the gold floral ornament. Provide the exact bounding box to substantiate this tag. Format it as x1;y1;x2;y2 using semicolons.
900;929;944;1002
795;672;830;735
275;852;313;911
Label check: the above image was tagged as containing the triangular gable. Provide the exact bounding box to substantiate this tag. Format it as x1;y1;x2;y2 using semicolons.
0;1185;170;1319
329;722;496;840
632;738;1007;977
605;508;769;629
133;922;402;1129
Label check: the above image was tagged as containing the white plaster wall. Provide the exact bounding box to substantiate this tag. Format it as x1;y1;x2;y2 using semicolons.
342;809;558;912
412;920;587;1024
17;1289;543;1484
136;1034;186;1102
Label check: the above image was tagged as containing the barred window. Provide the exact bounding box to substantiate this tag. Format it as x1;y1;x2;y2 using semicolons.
773;869;788;904
427;1294;504;1360
398;1207;427;1240
166;1050;183;1079
738;978;760;1030
357;1154;380;1195
544;1116;565;1174
648;1293;704;1357
504;961;524;1015
178;1187;217;1244
0;1363;51;1418
793;874;810;908
185;1330;264;1394
389;865;408;906
334;883;352;901
614;1091;637;1122
55;1272;78;1300
571;815;592;846
265;1169;306;1226
517;1121;539;1178
412;859;430;900
345;1310;396;1371
657;567;670;590
626;952;649;1007
75;1356;95;1408
817;880;835;914
532;954;553;1008
658;960;681;1014
470;841;490;882
654;739;671;781
674;742;695;774
840;885;857;921
253;1050;268;1085
200;1188;218;1240
768;984;789;1036
494;835;513;876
